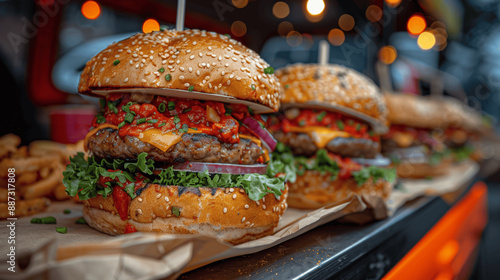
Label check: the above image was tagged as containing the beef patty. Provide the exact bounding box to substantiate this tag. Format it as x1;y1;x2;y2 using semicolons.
87;128;264;164
273;131;380;158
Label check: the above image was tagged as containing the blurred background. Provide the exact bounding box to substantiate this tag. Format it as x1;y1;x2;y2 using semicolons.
0;0;499;277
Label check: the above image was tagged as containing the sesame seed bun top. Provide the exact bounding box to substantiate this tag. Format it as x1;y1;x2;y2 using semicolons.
276;63;388;126
78;29;281;112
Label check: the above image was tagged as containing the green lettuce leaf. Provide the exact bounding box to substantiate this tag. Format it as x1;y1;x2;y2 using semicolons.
63;152;285;202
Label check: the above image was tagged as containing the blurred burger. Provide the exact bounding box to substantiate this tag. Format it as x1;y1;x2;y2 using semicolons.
382;93;486;178
267;64;396;209
63;29;288;245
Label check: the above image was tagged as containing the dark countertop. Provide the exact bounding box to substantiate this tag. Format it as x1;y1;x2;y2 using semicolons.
181;187;463;279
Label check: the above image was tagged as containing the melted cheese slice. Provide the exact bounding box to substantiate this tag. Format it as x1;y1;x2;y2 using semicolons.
138;128;202;152
288;126;351;148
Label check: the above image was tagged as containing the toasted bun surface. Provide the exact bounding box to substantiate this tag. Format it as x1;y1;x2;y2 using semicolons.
82;183;288;245
78;29;281;111
396;158;452;178
276;64;387;124
385;93;485;132
286;171;392;209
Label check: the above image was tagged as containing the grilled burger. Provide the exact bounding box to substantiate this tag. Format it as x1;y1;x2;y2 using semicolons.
382;93;485;178
268;64;396;209
63;29;288;245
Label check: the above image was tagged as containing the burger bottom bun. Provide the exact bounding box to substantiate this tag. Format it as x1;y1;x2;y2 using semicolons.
287;171;393;210
396;158;452;179
82;183;288;245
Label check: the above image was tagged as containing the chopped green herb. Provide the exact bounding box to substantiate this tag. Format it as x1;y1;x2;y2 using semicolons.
172;206;181;217
63;209;71;214
168;101;176;111
107;102;118;114
117;121;125;129
165;74;172;81
188;85;194;91
224;34;231;38
136;118;147;125
285;84;290;89
174;115;180;124
158;67;165;73
248;106;254;115
75;218;87;224
356;123;361;131
99;99;106;110
147;119;158;123
183;108;192;113
158;122;166;127
251;84;256;90
264;66;274;74
30;218;41;224
225;113;232;116
96;115;106;124
190;127;197;130
41;216;56;224
317;111;327;122
336;120;345;130
55;227;67;234
124;112;134;123
179;124;189;133
158;103;166;113
298;120;306;126
369;131;374;137
113;59;120;65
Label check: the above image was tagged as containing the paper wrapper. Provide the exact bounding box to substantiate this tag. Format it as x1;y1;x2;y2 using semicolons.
0;161;478;279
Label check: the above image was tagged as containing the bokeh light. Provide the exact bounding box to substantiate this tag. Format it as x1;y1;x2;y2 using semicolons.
278;21;294;37
273;2;290;19
231;21;247;37
417;31;436;50
366;5;382;22
81;1;101;20
232;0;248;9
339;14;355;31
306;0;325;16
385;0;402;8
286;31;303;47
407;15;426;35
328;28;345;46
142;19;160;33
378;46;397;65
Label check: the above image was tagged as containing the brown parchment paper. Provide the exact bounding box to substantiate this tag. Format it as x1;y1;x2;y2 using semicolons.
0;160;478;279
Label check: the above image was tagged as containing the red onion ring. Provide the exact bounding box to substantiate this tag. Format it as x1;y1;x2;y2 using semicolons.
171;162;268;174
241;116;277;151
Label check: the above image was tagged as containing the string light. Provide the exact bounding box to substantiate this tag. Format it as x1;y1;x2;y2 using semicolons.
417;31;435;50
81;1;101;20
306;0;325;16
378;46;397;64
328;28;345;46
407;15;426;35
231;21;247;37
366;5;383;22
273;2;290;19
339;14;355;31
142;19;160;33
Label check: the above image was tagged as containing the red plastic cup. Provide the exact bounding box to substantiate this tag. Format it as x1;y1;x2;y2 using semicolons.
50;105;97;144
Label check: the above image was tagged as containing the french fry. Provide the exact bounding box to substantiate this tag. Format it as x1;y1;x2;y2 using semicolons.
17;171;38;186
29;140;67;161
53;183;69;201
0;155;59;177
0;134;21;147
0;197;50;219
23;165;63;200
11;146;28;159
39;166;51;179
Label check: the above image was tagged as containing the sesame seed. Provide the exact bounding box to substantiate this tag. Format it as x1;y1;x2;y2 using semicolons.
166;205;169;210
124;78;129;82
262;205;266;210
244;204;249;209
223;207;227;214
156;193;162;199
180;67;185;71
241;217;246;222
227;80;230;85
179;76;184;80
232;194;237;199
193;41;197;45
199;52;203;57
142;54;148;58
236;77;241;81
150;55;153;60
225;63;229;67
138;209;143;214
184;83;190;87
190;55;195;60
262;197;266;203
229;188;234;192
196;70;200;75
165;197;169;202
221;71;225;76
142;79;147;83
142;59;146;63
138;197;143;202
99;204;103;209
218;56;222;61
208;46;212;51
229;74;234;79
256;201;260;206
176;60;180;64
